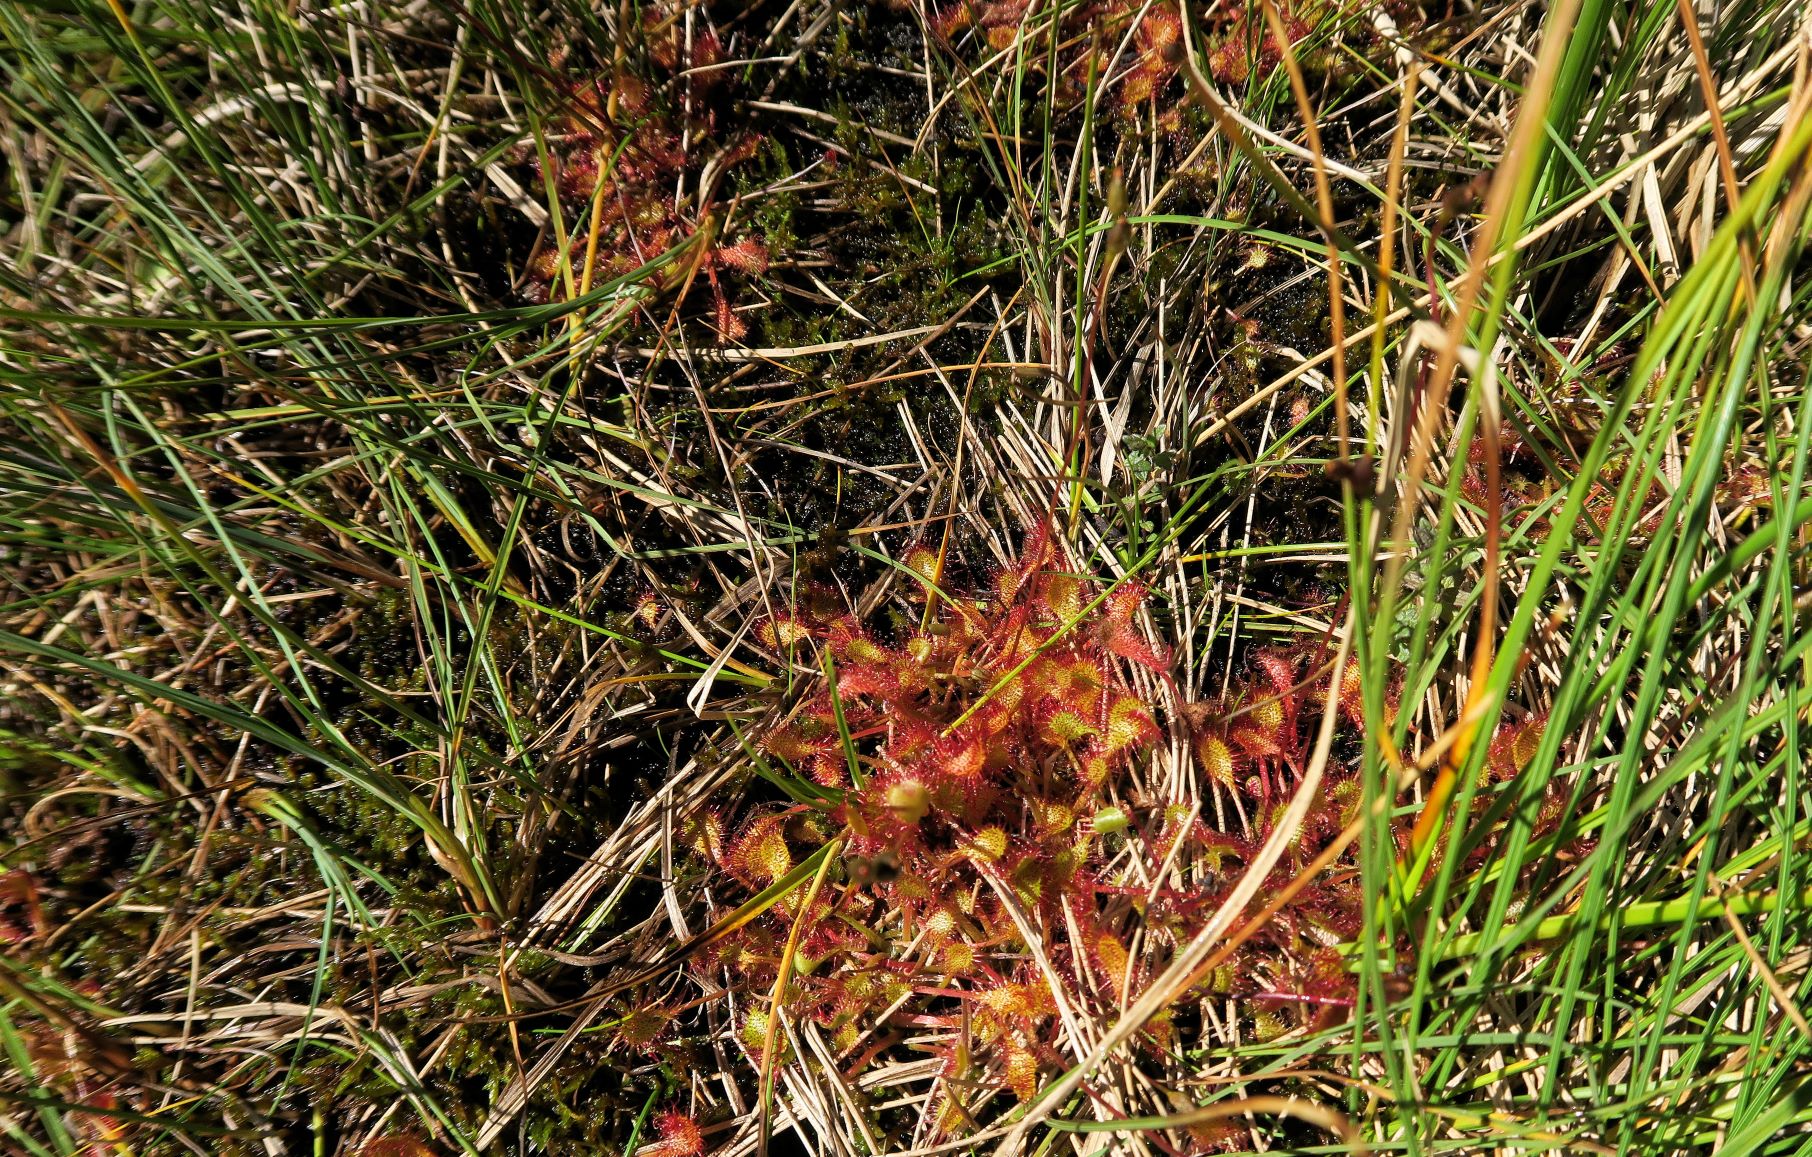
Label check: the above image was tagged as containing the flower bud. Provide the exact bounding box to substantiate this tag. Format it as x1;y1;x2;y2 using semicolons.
887;779;929;826
1090;806;1130;835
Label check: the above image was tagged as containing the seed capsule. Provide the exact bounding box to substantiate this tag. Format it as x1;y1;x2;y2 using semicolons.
887;779;930;825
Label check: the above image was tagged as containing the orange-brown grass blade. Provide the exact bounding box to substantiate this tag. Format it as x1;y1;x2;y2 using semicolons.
756;837;842;1157
1260;0;1350;463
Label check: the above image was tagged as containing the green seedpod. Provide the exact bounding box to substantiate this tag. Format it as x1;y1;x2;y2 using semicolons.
1090;806;1130;835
